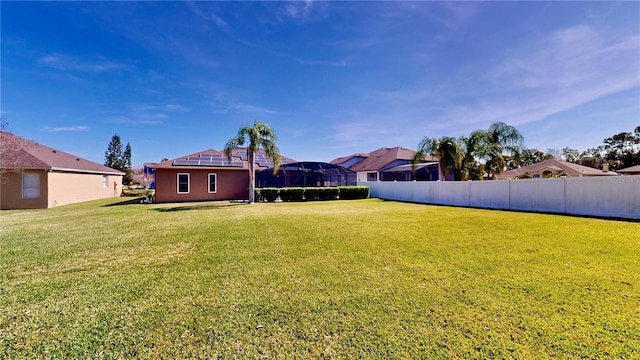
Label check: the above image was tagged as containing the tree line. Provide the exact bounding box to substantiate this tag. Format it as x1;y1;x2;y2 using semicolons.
104;134;134;185
412;123;640;180
557;126;640;171
412;122;525;181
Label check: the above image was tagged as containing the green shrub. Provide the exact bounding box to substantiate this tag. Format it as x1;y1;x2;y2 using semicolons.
338;186;370;200
319;187;339;200
280;188;305;202
304;188;321;201
260;188;280;202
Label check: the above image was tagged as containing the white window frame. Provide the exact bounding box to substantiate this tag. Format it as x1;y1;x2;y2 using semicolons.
102;175;108;188
208;173;217;193
22;172;41;199
177;173;190;194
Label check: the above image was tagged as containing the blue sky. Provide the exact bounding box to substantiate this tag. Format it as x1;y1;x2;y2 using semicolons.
2;1;639;166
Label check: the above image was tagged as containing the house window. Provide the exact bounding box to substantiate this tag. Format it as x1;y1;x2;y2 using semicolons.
367;172;377;181
102;175;108;188
208;173;217;193
177;173;190;194
22;172;41;199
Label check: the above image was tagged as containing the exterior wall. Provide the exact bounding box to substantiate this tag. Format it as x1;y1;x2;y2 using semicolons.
154;168;249;203
357;171;376;183
364;176;640;219
47;171;123;207
0;170;49;209
1;170;122;209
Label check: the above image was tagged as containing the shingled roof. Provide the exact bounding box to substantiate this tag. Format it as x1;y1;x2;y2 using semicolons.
498;158;618;178
617;165;640;175
331;147;435;172
0;131;124;175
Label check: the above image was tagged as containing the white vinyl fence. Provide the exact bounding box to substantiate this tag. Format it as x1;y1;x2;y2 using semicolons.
363;176;640;219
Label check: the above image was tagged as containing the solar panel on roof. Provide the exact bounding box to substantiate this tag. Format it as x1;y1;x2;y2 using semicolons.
173;160;188;165
200;154;213;159
187;156;200;161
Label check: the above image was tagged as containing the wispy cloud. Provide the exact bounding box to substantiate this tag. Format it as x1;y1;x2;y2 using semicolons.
326;23;640;150
38;54;131;73
207;93;278;115
163;104;189;112
466;25;640;127
43;126;88;132
108;117;164;125
210;12;231;33
293;57;347;67
285;0;314;22
130;104;189;113
104;103;189;125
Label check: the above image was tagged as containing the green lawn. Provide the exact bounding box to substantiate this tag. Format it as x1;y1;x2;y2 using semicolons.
1;198;639;358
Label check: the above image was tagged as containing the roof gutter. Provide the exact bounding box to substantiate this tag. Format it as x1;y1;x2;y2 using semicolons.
49;167;125;175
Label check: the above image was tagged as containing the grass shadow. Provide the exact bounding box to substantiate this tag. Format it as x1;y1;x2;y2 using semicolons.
102;197;146;207
152;202;247;212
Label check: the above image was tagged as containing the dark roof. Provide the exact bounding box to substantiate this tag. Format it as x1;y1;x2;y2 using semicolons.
498;158;618;178
145;147;295;171
0;131;124;175
331;147;436;172
330;153;369;166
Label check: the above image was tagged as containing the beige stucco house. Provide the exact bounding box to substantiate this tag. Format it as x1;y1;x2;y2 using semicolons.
0;131;124;209
496;158;618;180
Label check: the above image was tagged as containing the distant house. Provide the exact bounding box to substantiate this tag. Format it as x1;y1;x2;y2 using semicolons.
144;148;295;203
330;146;438;183
496;158;618;180
0;131;124;209
617;165;640;176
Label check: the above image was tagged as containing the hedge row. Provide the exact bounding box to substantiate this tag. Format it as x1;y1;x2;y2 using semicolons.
255;186;369;202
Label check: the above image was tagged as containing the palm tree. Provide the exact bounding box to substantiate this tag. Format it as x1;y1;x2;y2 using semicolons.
459;130;489;180
224;121;281;204
484;122;524;179
412;136;462;181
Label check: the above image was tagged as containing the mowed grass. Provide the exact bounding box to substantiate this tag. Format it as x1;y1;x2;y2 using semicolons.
1;198;639;358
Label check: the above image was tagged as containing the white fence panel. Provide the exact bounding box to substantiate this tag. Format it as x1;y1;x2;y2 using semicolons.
565;176;640;218
361;176;640;219
509;178;566;213
429;182;470;206
470;180;510;210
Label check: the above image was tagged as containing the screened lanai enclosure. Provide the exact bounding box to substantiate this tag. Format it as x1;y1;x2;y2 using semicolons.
257;162;356;188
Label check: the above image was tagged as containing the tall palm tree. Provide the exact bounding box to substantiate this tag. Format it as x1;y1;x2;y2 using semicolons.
412;136;462;181
224;121;280;204
484;122;524;179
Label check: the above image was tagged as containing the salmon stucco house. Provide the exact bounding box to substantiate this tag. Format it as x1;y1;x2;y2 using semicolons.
0;131;124;209
144;148;295;203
